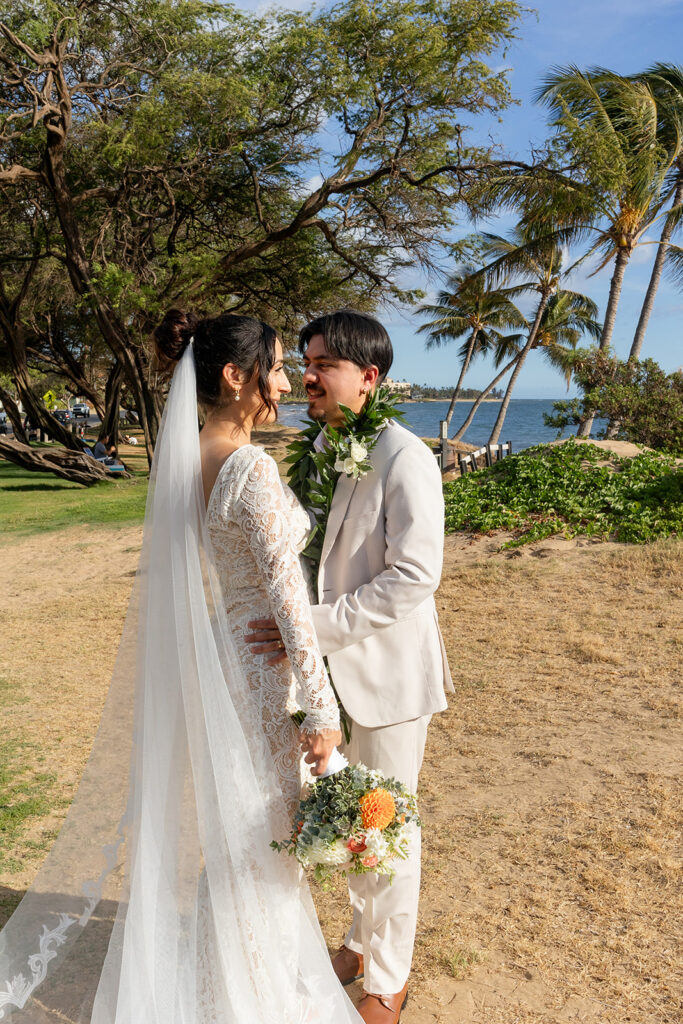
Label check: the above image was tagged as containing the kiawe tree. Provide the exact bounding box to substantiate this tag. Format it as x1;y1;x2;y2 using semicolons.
0;0;525;478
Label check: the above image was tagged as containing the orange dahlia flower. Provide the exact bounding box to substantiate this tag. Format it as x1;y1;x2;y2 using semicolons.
359;788;396;830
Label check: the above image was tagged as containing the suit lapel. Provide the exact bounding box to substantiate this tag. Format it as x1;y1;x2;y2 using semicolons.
320;471;358;567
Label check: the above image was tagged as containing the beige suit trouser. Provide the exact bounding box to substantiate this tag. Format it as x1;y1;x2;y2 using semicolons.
341;715;430;995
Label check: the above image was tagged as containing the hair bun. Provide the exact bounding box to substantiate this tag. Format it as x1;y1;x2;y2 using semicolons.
153;308;200;365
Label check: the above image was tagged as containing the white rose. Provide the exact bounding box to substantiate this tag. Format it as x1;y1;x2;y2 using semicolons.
342;457;356;476
334;458;346;473
364;828;390;860
349;440;367;463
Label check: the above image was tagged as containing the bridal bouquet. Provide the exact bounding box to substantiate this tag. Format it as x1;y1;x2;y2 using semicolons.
272;755;420;885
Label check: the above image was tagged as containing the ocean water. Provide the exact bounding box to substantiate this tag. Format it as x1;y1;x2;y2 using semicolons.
277;399;606;452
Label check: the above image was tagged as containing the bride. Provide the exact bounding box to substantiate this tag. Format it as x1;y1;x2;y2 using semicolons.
0;311;362;1023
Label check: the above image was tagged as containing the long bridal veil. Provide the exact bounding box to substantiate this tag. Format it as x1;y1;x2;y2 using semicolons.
0;347;360;1023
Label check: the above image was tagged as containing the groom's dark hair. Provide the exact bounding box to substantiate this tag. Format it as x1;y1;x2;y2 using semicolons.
299;310;393;382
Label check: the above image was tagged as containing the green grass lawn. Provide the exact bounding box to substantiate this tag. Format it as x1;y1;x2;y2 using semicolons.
0;461;149;535
0;677;67;887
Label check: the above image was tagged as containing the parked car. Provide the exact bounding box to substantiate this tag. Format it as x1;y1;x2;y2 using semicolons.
72;402;90;418
0;409;7;434
53;409;72;424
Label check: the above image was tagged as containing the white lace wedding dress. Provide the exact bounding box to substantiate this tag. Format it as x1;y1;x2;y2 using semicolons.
196;444;342;1022
0;351;361;1024
206;443;340;804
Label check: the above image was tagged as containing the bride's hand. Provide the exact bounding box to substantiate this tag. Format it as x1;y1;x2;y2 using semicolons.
300;728;342;777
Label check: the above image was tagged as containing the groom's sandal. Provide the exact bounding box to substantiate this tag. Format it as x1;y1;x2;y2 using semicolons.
331;945;364;986
357;983;409;1024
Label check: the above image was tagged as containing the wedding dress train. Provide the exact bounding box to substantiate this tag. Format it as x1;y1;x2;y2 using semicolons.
0;347;360;1023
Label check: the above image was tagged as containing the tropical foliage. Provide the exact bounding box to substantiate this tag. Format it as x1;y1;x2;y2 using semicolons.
433;63;683;448
443;440;683;546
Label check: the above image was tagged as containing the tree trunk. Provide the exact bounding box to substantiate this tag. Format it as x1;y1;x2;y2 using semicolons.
600;246;630;352
443;328;478;428
43;131;159;464
488;293;550;445
578;246;630;437
46;320;106;419
0;311;86;450
0;263;88;449
0;383;28;442
100;360;125;443
0;436;125;485
630;177;683;360
451;354;519;442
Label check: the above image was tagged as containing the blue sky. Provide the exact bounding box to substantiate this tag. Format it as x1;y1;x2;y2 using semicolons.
236;0;683;396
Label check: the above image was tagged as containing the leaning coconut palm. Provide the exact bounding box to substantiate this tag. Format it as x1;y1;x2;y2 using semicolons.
451;286;602;444
417;264;527;429
470;227;570;445
450;346;521;443
531;290;602;384
537;69;680;357
629;64;683;360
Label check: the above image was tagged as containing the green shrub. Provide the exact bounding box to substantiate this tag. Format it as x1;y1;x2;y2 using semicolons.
545;353;683;455
443;439;683;547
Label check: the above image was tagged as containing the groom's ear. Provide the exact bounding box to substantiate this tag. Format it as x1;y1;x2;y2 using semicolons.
361;364;380;393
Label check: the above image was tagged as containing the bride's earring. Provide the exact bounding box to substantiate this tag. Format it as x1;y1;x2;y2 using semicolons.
234;388;241;402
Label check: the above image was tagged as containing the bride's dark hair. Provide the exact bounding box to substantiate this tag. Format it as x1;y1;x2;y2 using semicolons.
154;308;278;416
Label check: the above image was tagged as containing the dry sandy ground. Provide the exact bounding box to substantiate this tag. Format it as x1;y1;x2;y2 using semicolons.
0;524;681;1024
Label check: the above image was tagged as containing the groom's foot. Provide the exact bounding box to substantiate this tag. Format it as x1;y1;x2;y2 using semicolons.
331;944;364;986
357;982;408;1024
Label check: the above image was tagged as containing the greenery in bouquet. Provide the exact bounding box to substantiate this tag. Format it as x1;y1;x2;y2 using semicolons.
271;764;420;887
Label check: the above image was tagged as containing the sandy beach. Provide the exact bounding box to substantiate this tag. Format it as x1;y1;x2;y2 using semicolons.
0;431;680;1023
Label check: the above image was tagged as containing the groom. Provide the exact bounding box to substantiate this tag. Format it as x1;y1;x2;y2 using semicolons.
248;310;452;1023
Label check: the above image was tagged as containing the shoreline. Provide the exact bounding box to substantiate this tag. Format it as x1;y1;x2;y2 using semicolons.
278;397;503;405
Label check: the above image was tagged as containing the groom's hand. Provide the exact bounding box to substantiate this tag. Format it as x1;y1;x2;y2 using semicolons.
245;618;288;665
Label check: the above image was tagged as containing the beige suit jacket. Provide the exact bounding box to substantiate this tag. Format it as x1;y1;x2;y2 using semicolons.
309;420;453;728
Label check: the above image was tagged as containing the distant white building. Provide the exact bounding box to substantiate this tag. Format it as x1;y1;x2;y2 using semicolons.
384;378;412;398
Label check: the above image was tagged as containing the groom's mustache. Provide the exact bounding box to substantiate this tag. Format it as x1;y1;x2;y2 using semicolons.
306;386;325;399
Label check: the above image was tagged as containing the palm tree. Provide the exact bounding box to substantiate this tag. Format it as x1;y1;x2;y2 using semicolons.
470;228;568;445
630;64;683;360
450;351;520;443
476;69;683;431
450;287;602;445
536;68;681;365
417;265;526;430
531;290;602;381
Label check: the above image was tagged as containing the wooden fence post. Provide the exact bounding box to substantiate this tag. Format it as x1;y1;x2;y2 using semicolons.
439;420;449;469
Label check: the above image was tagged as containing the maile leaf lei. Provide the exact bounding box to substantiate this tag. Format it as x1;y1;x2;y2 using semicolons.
285;384;406;584
285;385;405;742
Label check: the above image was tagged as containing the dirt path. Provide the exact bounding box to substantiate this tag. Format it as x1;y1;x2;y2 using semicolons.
1;526;681;1023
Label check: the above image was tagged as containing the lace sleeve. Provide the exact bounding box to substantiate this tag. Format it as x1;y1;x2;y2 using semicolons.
233;451;340;734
